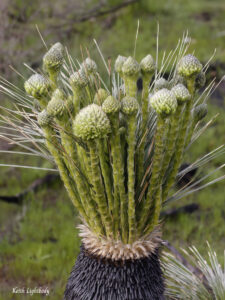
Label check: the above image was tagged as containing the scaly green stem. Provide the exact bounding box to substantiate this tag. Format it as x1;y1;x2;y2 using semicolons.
56;117;104;235
160;105;183;182
162;77;196;201
110;114;128;242
127;115;137;243
97;139;114;216
144;186;162;236
71;86;81;116
88;140;113;237
85;75;96;104
137;75;152;187
184;118;196;148
138;115;165;234
42;125;89;224
124;76;137;98
48;71;58;90
71;86;87;115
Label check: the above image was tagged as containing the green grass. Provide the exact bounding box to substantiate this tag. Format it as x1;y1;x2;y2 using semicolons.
0;186;80;300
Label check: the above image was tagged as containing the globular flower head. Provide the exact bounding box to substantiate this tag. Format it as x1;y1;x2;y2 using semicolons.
154;77;169;92
193;103;208;121
122;56;140;77
81;58;97;75
47;95;65;118
43;42;64;72
195;71;206;90
37;110;52;127
24;74;51;100
140;54;155;75
150;88;177;117
102;95;121;114
177;54;202;78
115;55;127;74
73;104;111;140
94;88;109;105
69;69;88;88
171;84;191;104
52;88;65;100
121;96;139;115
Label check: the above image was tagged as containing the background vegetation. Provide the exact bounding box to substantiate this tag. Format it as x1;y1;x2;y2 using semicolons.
0;0;224;299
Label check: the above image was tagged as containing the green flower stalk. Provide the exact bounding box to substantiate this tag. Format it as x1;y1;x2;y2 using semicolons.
69;70;91;182
162;54;202;201
69;69;88;115
24;74;52;108
102;96;127;240
43;42;64;87
159;84;191;183
73;104;113;237
122;56;140;97
37;110;89;225
138;54;155;186
138;88;177;234
121;96;139;243
47;94;103;235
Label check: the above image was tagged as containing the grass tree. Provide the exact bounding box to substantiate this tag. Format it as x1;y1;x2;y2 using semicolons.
0;33;224;299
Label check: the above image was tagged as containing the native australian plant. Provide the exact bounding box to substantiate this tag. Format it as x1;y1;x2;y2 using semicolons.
163;243;225;299
0;32;225;299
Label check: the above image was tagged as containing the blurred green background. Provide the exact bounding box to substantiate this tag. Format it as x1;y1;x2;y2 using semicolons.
0;0;224;299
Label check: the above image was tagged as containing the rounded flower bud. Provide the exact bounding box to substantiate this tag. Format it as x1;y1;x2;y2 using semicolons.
193;103;208;122
121;96;139;115
24;74;51;99
43;42;64;72
171;84;191;104
195;71;206;89
94;88;109;105
37;110;52;127
177;54;202;78
73;104;111;140
122;56;140;77
150;88;177;117
81;58;97;74
115;55;127;74
154;77;169;92
140;54;155;75
69;69;88;88
52;88;65;100
102;95;121;114
47;96;65;118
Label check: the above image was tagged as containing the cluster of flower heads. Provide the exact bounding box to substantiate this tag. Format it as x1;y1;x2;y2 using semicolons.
23;42;207;252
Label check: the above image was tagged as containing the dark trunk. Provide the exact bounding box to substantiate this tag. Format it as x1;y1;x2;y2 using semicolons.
64;245;165;300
